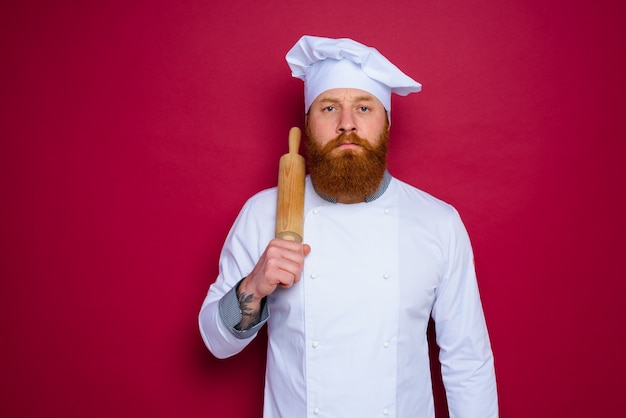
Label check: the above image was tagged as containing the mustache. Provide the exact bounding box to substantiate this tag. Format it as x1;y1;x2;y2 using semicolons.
320;133;376;153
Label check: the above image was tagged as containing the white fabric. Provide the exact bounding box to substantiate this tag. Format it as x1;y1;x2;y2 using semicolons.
286;35;422;112
199;176;498;418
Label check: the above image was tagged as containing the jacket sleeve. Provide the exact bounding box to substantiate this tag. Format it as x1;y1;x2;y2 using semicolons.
431;208;499;417
198;191;274;359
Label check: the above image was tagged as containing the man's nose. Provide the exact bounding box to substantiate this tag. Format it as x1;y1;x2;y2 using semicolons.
337;112;356;133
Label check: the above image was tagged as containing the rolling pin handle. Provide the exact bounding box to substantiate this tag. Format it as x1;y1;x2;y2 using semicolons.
289;127;301;154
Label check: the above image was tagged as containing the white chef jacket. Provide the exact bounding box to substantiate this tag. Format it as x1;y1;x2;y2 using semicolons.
199;175;498;418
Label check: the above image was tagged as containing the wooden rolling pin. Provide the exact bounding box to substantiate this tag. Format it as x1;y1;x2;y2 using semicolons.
275;127;305;243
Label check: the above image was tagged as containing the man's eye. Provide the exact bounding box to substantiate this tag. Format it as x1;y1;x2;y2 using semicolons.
359;106;370;112
323;106;335;112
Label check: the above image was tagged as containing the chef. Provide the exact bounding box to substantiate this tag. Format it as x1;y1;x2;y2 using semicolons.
199;35;499;417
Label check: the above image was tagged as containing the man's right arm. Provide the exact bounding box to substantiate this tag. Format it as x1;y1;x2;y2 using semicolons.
198;238;310;359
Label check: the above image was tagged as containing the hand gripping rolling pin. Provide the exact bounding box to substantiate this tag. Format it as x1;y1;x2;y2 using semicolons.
275;127;306;243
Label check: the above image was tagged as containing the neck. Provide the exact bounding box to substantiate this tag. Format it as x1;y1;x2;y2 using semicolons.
335;194;366;204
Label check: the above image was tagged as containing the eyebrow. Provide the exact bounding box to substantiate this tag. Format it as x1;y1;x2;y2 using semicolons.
317;95;376;104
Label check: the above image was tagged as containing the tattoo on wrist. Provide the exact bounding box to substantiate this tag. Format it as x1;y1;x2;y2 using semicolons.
235;291;260;331
238;292;256;318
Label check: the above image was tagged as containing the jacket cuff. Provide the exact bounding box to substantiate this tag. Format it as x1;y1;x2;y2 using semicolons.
218;279;270;339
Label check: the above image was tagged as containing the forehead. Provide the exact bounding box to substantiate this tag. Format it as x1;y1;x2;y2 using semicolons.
311;88;385;107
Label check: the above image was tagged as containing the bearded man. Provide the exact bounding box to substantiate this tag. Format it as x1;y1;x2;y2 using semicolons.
199;35;499;418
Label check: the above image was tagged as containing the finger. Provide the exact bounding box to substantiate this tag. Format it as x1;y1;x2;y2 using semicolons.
265;244;306;271
275;268;298;289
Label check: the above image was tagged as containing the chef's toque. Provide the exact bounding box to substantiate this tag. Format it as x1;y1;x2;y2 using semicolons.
286;35;421;114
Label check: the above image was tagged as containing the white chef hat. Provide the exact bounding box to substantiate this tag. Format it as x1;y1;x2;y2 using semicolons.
286;35;421;113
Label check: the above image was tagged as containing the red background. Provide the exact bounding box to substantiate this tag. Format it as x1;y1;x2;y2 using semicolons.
2;1;625;417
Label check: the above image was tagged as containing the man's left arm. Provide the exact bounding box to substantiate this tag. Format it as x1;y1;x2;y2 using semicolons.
431;207;499;418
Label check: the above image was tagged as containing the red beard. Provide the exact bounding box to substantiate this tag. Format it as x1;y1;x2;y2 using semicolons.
305;127;389;203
